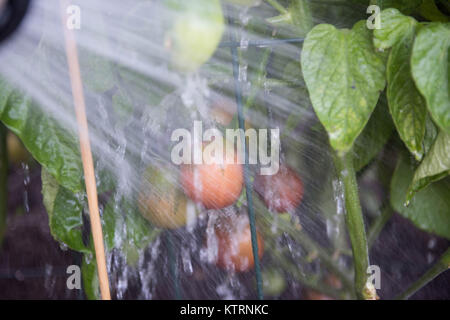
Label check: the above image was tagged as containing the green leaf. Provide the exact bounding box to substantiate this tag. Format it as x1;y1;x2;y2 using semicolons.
390;156;450;239
411;23;450;133
407;131;450;200
353;94;394;171
373;8;417;50
102;198;161;266
423;114;438;154
0;77;13;114
81;253;100;300
301;21;386;152
112;89;134;125
418;0;450;22
387;29;427;160
78;11;116;93
370;0;423;15
41;169;91;253
124;201;161;250
79;49;116;93
102;200;117;251
0;90;83;192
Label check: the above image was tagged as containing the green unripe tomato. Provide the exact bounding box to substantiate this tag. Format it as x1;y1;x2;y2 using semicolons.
7;132;30;165
138;165;194;229
262;270;287;297
166;0;225;72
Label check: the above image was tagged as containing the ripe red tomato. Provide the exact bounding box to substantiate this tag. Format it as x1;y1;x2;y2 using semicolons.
254;165;304;213
180;147;243;209
212;215;264;272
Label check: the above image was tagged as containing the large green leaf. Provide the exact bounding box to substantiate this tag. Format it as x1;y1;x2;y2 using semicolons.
387;30;427;160
390;156;450;239
407;131;450;201
81;254;100;300
78;10;116;93
0;87;83;192
301;21;386;152
0;77;13;114
373;8;418;50
102;198;161;266
411;23;450;133
370;0;423;15
41;169;91;253
353;94;394;171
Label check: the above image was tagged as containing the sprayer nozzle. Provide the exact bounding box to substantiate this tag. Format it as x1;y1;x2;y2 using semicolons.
0;0;31;44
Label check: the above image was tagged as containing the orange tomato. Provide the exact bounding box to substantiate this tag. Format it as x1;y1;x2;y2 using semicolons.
212;214;264;272
180;145;243;209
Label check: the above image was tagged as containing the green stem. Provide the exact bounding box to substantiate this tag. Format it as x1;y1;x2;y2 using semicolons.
0;124;7;247
367;204;394;248
334;152;374;300
265;0;288;14
396;248;450;300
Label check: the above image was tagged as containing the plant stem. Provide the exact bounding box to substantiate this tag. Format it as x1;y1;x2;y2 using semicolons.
396;248;450;300
367;204;394;248
265;0;288;14
334;152;374;300
0;123;7;247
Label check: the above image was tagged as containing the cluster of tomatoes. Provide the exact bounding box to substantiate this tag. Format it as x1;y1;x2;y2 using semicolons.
136;0;305;274
138;144;303;273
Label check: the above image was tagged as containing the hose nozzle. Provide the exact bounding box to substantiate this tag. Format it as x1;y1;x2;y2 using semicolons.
0;0;31;44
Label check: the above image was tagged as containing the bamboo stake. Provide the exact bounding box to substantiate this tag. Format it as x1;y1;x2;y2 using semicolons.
60;0;111;300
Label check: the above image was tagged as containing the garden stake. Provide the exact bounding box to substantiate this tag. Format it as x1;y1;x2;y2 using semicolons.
60;0;111;300
228;14;263;300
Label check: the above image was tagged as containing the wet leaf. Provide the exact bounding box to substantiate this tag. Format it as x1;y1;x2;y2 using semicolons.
387;29;427;160
301;21;386;152
0;77;13;114
423;115;438;154
373;9;417;50
390;156;450;239
353;94;394;171
81;254;100;300
0;91;83;192
41;169;90;253
411;23;450;133
78;11;116;93
102;198;161;266
407;131;450;200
